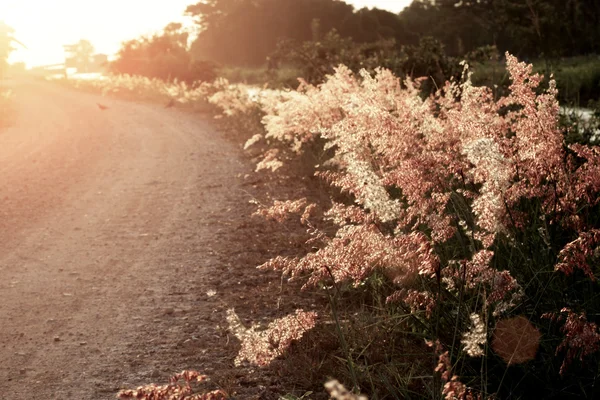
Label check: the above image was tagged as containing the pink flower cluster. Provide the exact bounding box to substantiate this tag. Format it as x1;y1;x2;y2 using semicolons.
556;229;600;281
247;53;600;381
260;225;437;290
253;198;315;224
259;54;600;293
427;340;479;400
543;309;600;375
227;309;317;367
117;370;226;400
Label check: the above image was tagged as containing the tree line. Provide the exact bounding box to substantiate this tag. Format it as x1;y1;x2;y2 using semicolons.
107;0;600;98
182;0;599;66
0;21;26;77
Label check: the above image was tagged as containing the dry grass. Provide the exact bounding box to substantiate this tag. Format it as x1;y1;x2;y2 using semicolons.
54;74;218;112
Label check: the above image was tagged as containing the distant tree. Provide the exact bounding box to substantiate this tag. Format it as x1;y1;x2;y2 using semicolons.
344;7;402;43
185;0;401;66
496;0;600;58
111;23;216;84
111;23;190;80
396;0;600;59
0;21;25;77
109;0;600;86
184;0;600;66
64;40;95;73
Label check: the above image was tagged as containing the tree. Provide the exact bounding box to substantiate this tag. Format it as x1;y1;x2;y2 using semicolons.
111;23;190;79
185;0;400;66
64;40;95;73
0;21;25;77
110;23;217;84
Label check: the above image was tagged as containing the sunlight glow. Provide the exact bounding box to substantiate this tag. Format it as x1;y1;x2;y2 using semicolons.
1;0;194;67
1;0;411;68
347;0;411;14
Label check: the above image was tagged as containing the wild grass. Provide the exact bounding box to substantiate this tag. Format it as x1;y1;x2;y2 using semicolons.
241;55;600;399
62;57;600;399
218;65;302;89
54;74;220;112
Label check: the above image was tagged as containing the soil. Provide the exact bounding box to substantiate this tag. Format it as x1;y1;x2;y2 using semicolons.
0;79;320;399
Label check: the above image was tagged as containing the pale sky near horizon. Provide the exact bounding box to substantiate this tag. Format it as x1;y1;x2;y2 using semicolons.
2;0;412;67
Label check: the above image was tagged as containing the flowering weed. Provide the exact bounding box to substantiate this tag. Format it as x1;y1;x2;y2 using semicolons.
248;54;600;398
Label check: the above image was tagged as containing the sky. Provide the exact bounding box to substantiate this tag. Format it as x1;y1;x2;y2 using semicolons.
1;0;412;67
349;0;411;14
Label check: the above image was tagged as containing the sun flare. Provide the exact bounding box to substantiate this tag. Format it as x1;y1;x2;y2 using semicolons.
1;0;410;68
0;0;195;67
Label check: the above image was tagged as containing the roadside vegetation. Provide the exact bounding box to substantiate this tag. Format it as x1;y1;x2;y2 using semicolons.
15;0;600;398
0;21;23;129
68;59;600;399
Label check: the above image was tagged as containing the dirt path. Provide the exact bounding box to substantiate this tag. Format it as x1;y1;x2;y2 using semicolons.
0;79;297;399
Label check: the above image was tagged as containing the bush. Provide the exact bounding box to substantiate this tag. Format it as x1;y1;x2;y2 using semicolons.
188;60;219;85
110;23;217;86
270;30;403;85
401;36;462;93
217;65;302;89
237;54;600;398
271;33;468;99
64;54;600;397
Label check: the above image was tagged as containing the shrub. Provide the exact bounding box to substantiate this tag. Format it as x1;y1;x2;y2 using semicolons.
241;54;600;398
270;30;402;85
110;23;217;86
218;65;302;89
401;36;462;94
271;33;465;98
62;53;600;398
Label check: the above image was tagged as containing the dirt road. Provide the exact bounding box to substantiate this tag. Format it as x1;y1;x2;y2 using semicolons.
0;79;292;399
